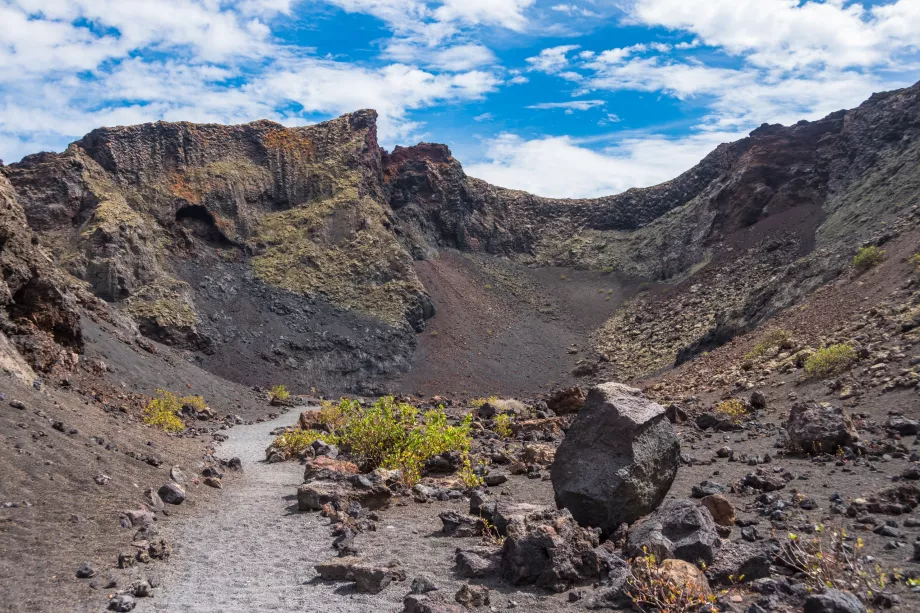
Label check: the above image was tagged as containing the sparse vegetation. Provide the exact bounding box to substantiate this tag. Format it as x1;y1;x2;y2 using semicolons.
626;553;715;613
910;252;920;272
805;344;857;378
181;395;207;413
493;414;514;438
745;328;793;360
472;396;499;409
778;525;898;603
143;390;185;432
715;398;749;424
273;428;335;458
269;384;291;405
277;397;476;486
853;245;885;271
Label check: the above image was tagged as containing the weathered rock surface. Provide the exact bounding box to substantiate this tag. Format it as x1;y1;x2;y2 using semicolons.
499;508;610;592
626;500;722;565
785;401;859;453
551;383;680;534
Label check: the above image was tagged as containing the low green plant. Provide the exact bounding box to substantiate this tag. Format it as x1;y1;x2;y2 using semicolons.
316;398;351;433
273;428;337;458
493;413;514;438
472;396;499;409
626;552;716;613
181;395;208;412
778;525;898;602
269;384;291;404
715;398;748;424
853;245;885;271
805;344;857;378
385;410;474;485
745;328;792;360
909;253;920;272
143;390;185;432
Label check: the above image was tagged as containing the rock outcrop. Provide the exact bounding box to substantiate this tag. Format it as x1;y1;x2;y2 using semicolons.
551;383;680;535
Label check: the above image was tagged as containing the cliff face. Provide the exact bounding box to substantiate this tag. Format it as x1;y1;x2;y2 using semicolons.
0;172;83;375
4;81;920;391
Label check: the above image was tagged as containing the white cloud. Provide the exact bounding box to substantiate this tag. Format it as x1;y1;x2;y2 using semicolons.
525;45;580;73
385;41;497;71
0;1;505;162
509;75;529;84
466;129;743;198
625;0;919;71
527;100;605;111
433;0;535;32
474;112;494;121
551;3;598;17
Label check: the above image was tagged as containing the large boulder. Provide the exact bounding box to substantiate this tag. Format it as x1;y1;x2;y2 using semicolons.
785;401;858;454
551;383;680;535
626;500;722;565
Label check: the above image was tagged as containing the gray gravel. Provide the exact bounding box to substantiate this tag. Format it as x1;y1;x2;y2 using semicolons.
139;409;402;613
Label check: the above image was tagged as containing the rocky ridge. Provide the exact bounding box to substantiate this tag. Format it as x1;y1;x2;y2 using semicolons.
4;82;920;394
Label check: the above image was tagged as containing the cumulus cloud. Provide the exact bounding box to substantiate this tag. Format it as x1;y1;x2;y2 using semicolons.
466;129;743;198
0;0;507;162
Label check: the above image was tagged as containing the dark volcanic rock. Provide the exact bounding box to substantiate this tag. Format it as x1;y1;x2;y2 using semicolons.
785;401;858;453
499;508;604;592
626;500;722;565
551;383;680;535
804;590;866;613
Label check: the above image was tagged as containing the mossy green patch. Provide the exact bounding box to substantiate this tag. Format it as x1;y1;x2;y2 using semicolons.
124;278;198;329
252;192;424;325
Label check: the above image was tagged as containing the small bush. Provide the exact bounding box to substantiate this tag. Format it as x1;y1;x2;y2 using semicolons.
181;395;207;412
385;410;474;485
715;398;748;424
778;525;897;602
472;396;499;409
853;245;884;271
626;553;715;613
316;398;351;433
143;390;185;432
745;329;792;360
805;344;857;378
273;428;336;457
269;384;291;404
493;414;514;438
910;253;920;272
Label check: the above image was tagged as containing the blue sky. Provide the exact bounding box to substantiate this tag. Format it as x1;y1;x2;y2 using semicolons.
1;1;919;197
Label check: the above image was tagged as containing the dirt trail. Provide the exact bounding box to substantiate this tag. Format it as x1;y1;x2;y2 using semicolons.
139;409;395;613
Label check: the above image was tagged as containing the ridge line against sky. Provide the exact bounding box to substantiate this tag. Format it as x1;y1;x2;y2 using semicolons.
1;0;919;198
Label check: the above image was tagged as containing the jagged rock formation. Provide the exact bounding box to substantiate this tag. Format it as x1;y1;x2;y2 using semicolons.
4;81;920;392
0;172;83;375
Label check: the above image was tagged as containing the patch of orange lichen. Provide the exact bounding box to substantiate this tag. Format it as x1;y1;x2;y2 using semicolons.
263;129;315;162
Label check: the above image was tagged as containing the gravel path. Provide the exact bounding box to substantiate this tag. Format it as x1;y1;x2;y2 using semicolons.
139;409;398;613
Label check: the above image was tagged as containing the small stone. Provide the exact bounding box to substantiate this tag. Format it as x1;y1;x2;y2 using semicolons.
411;574;438;594
455;584;490;607
76;563;96;578
203;476;222;489
9;400;26;410
108;594;136;612
484;473;508;487
169;467;188;484
157;483;186;505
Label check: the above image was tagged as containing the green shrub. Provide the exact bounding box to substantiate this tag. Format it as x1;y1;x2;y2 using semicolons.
472;396;498;409
716;398;749;424
269;384;291;404
273;429;336;457
745;329;792;360
493;414;514;438
143;390;185;432
909;253;920;272
273;396;477;486
805;344;857;378
385;410;474;485
181;395;208;412
853;245;884;271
